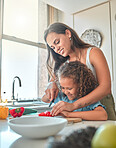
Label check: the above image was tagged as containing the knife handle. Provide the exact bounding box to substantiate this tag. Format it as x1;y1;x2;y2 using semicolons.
49;99;55;107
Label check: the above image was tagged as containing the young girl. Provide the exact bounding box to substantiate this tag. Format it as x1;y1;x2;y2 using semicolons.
42;61;108;121
43;22;116;120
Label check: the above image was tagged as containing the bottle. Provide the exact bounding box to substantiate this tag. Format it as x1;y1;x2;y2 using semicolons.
2;92;7;103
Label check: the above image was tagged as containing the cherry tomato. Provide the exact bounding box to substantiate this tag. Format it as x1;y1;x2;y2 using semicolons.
38;111;52;117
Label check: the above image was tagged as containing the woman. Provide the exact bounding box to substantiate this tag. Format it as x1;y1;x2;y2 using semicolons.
42;22;116;120
42;61;108;121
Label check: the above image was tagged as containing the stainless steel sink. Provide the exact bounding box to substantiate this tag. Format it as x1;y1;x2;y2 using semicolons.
7;103;52;113
7;101;49;108
8;104;37;107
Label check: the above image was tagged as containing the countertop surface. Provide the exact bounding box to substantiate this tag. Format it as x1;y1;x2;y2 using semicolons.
0;114;116;148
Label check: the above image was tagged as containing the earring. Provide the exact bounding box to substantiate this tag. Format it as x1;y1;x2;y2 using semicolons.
70;37;71;40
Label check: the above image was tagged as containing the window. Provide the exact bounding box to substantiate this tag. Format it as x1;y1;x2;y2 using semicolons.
3;0;38;42
0;0;48;101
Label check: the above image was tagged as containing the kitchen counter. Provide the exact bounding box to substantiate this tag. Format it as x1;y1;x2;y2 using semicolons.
0;115;116;148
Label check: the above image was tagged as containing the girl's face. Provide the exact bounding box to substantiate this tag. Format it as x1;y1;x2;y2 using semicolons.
59;77;78;100
46;30;72;57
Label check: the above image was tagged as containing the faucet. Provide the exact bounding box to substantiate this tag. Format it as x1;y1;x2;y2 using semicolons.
11;76;22;105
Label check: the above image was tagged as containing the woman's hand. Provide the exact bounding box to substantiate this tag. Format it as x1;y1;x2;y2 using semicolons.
45;81;59;101
51;101;75;116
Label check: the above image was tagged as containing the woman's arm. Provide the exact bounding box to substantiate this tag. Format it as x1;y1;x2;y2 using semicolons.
73;47;111;109
41;93;50;103
61;106;108;121
42;73;59;102
44;81;59;102
51;47;112;116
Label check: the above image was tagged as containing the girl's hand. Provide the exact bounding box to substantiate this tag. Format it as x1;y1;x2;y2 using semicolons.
59;111;69;117
45;81;59;101
51;101;75;116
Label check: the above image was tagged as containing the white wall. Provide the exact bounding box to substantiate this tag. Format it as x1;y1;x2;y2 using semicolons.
74;2;112;80
63;13;73;28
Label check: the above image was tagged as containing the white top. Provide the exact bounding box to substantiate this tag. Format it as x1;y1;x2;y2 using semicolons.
86;47;96;78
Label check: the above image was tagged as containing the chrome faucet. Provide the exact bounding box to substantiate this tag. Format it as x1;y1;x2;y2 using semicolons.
11;76;22;104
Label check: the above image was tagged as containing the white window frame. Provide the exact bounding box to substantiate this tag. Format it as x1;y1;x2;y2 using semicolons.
0;0;46;100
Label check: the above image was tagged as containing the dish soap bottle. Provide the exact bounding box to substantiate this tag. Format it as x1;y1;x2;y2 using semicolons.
2;92;8;103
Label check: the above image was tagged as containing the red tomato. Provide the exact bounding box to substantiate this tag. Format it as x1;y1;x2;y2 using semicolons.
38;112;46;116
45;111;52;116
38;111;52;117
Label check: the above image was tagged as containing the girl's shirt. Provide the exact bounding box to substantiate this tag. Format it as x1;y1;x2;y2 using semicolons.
54;91;105;112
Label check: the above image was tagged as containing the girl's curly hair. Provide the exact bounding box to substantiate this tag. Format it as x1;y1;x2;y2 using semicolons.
56;61;98;98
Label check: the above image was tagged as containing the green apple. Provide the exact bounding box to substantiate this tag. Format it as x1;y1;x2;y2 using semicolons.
91;123;116;148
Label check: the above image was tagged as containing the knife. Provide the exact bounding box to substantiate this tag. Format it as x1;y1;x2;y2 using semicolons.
49;99;55;107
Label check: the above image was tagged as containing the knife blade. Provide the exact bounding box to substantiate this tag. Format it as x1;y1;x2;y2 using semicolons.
49;99;55;107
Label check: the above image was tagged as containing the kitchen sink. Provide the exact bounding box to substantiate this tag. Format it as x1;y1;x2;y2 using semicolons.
7;101;53;112
7;102;49;107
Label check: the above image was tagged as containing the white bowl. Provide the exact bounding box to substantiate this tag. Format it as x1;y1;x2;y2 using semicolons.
8;116;67;138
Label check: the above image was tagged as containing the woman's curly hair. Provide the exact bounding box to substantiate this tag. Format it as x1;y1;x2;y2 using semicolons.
56;61;98;98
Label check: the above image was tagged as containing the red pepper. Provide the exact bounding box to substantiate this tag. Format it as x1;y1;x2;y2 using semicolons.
10;107;25;118
38;111;53;117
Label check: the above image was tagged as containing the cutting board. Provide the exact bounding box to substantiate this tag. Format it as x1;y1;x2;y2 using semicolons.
65;117;82;123
17;114;82;123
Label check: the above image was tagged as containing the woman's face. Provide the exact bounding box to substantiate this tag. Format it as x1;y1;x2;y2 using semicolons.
59;77;78;100
46;30;72;57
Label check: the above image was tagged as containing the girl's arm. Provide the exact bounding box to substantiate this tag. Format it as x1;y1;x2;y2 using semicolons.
61;106;108;121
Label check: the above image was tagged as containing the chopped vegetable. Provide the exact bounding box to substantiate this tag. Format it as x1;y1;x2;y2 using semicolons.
38;111;53;117
9;107;25;118
0;106;9;119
